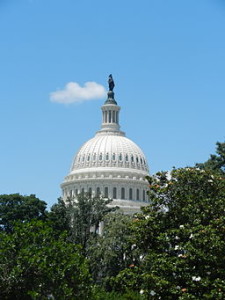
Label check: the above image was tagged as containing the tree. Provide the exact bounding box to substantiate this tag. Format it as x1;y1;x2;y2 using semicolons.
112;168;225;299
87;213;134;285
48;197;71;234
0;220;92;299
68;193;116;251
0;194;47;232
197;141;225;175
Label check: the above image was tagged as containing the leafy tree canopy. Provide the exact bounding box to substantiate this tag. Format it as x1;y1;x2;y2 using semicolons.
112;168;225;299
67;193;117;251
0;194;47;232
87;213;134;285
0;220;92;300
197;141;225;175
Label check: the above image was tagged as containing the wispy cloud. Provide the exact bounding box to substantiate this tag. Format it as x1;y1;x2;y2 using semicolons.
50;81;107;104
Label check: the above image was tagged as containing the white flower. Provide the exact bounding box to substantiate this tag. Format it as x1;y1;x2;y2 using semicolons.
145;215;150;220
150;290;156;296
179;225;184;229
189;234;194;239
192;276;201;281
140;289;144;294
175;245;180;250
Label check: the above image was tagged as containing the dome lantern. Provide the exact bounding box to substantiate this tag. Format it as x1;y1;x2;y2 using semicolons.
99;75;123;135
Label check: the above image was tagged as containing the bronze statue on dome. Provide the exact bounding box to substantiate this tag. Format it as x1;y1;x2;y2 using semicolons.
108;74;115;91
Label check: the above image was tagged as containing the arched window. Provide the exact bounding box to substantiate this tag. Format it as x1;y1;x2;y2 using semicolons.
143;190;146;201
129;188;133;200
136;189;139;200
125;154;129;161
106;153;109;160
99;153;102;160
104;187;108;198
89;187;92;196
81;188;84;195
87;154;90;161
113;187;117;199
70;190;73;198
93;153;96;161
96;187;100;197
112;153;116;160
119;153;122;161
136;156;139;163
131;155;134;162
121;187;125;200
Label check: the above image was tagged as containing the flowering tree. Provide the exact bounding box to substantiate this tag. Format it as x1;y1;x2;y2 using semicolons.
112;168;225;299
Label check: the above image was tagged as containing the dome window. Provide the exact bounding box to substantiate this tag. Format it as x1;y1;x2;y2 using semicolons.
125;154;129;161
113;187;117;199
87;154;90;161
140;158;143;164
96;187;101;197
131;155;134;162
136;189;139;200
106;153;109;160
93;153;96;161
143;190;146;201
104;187;108;198
89;187;92;196
121;187;125;199
82;155;85;162
119;153;122;161
129;188;133;200
112;153;116;160
136;156;139;163
99;153;103;160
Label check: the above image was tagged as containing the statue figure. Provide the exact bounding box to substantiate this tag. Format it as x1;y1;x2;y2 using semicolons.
108;74;115;91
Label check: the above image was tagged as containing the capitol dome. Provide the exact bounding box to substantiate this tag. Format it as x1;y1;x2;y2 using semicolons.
61;76;150;213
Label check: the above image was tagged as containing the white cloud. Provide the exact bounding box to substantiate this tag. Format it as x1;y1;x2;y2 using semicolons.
50;81;107;104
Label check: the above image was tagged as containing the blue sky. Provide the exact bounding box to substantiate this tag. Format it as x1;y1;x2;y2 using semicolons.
0;0;225;207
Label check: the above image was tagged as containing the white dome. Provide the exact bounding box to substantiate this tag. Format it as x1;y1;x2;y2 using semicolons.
61;81;150;214
71;132;149;173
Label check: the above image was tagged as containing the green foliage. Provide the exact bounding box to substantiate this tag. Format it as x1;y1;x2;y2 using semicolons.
112;168;225;299
0;220;92;299
92;286;144;300
48;197;71;234
0;194;47;232
87;213;134;285
197;141;225;175
67;193;116;251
